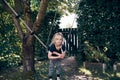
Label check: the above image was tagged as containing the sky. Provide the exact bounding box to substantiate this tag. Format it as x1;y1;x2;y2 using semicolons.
59;13;77;28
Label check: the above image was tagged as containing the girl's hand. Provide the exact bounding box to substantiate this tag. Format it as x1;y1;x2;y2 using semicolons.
56;53;64;59
61;51;66;59
60;54;65;59
58;54;62;58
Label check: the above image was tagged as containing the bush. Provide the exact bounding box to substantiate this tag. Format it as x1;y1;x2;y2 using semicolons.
77;0;120;64
0;54;21;70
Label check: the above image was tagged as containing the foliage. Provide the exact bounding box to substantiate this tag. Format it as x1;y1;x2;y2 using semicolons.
77;0;120;63
84;41;109;63
48;0;74;15
79;67;92;76
31;0;80;15
31;0;40;11
0;5;22;69
0;54;21;70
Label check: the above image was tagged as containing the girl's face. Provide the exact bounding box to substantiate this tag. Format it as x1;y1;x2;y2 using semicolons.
54;35;63;46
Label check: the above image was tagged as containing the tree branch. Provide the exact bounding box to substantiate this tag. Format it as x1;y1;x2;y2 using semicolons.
13;16;24;39
26;0;49;46
32;0;49;32
13;0;24;39
23;0;33;34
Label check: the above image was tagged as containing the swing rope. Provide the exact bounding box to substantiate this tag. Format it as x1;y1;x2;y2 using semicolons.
64;0;80;50
3;0;47;48
46;11;57;46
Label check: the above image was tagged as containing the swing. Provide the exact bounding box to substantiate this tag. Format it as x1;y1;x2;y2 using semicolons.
46;11;57;46
2;0;80;50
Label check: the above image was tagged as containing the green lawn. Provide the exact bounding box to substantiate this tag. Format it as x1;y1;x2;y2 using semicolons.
0;60;120;80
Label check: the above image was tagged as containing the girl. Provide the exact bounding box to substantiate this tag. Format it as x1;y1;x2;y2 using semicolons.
48;32;66;80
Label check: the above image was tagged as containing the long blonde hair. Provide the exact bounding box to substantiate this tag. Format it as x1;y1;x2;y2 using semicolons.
50;32;65;46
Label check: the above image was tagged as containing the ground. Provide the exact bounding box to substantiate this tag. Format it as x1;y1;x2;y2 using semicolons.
0;56;120;80
62;56;78;80
0;56;85;80
61;56;92;80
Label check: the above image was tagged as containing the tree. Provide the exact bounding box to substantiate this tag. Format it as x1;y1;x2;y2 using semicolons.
77;0;120;64
1;0;49;77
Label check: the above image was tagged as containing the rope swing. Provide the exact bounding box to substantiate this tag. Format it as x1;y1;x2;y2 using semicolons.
46;11;57;46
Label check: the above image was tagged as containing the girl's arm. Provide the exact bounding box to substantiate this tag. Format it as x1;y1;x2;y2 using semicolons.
61;51;66;58
48;51;61;60
52;51;65;59
52;51;61;55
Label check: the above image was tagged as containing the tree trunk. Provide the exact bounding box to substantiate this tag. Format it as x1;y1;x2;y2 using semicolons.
22;0;35;78
22;36;35;78
21;0;49;78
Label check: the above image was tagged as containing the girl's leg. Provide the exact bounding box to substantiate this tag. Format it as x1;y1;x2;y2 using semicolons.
49;60;54;79
56;60;61;77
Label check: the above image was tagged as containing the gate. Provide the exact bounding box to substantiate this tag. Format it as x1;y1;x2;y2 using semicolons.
58;28;78;56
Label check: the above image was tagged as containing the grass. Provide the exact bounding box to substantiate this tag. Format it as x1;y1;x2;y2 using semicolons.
79;67;120;80
34;61;67;80
0;60;120;80
0;60;66;80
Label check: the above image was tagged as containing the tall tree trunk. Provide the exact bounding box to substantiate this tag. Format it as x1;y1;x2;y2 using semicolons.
21;0;49;78
22;0;35;77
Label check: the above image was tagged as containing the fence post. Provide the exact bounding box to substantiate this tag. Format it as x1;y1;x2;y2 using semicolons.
102;63;106;73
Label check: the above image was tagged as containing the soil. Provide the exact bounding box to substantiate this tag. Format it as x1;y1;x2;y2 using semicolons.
62;56;93;80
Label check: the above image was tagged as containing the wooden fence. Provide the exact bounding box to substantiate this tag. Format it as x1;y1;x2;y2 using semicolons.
58;28;78;56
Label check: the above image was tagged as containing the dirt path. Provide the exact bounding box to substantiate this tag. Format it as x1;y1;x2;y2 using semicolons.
61;56;78;80
61;56;93;80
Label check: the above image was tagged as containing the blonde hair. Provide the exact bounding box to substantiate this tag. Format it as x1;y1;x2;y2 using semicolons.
50;32;65;45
